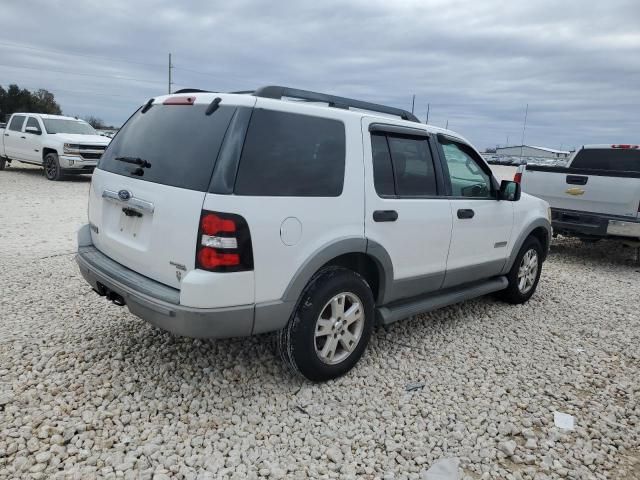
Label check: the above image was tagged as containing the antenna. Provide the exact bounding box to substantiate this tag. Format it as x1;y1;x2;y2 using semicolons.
519;104;529;160
168;53;174;94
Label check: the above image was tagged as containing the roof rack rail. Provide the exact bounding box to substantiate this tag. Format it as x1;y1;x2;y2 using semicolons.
172;88;212;94
252;86;420;123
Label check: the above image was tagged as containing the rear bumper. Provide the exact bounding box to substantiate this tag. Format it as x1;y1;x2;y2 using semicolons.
551;208;640;239
76;241;255;339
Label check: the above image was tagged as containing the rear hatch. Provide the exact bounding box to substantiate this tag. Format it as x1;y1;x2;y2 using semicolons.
543;146;640;218
88;94;254;289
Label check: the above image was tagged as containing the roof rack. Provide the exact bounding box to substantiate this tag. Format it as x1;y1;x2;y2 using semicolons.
252;86;420;123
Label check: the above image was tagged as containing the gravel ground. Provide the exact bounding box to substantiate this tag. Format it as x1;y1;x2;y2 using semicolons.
0;164;639;480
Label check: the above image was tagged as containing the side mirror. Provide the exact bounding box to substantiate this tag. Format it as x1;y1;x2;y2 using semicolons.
499;180;521;201
25;126;42;135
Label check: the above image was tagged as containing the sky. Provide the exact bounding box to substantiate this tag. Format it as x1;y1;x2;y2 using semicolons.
1;0;639;150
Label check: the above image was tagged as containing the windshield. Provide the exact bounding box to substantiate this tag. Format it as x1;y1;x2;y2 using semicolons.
43;119;96;135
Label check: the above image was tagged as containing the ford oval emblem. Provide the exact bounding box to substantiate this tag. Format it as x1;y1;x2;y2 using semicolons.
118;189;131;201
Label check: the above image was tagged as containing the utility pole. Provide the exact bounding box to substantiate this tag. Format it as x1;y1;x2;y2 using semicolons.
506;135;509;146
519;104;529;160
168;53;173;94
445;119;449;129
426;103;430;124
411;94;415;114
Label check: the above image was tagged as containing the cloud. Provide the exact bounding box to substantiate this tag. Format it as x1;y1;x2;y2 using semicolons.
1;0;638;148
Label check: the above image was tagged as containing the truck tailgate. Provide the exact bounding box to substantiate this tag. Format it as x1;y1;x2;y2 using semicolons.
521;166;640;218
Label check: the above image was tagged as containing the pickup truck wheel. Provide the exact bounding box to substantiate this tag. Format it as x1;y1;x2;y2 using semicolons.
44;153;63;181
498;236;543;304
278;267;375;382
0;157;6;170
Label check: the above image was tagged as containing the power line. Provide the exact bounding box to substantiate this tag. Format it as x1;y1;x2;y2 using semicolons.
0;62;165;85
0;40;164;69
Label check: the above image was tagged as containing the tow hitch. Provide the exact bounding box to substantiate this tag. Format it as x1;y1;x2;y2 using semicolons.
95;282;126;306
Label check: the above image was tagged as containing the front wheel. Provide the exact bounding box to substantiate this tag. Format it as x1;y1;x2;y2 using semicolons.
497;236;543;304
278;267;375;382
44;153;63;181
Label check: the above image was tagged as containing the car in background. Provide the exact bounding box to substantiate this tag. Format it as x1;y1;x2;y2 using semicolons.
0;113;111;180
518;144;640;243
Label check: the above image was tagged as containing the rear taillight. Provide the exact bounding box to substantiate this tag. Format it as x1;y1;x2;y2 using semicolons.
195;211;253;272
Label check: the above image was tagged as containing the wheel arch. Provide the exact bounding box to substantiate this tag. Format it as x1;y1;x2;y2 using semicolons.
42;147;58;162
502;219;551;274
281;238;392;306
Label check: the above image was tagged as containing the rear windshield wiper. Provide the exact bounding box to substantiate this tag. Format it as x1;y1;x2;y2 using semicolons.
114;156;152;168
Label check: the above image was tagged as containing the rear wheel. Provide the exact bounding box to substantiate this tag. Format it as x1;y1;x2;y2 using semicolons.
44;153;63;181
278;267;375;382
498;236;543;304
0;157;6;170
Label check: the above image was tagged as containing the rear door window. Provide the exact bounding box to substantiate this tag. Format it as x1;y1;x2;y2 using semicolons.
234;109;346;196
98;104;236;192
571;148;640;172
8;115;25;132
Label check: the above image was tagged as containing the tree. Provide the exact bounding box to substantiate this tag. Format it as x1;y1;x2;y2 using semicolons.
0;84;62;121
83;115;106;129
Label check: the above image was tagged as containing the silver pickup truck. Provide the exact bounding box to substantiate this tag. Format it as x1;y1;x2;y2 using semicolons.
518;144;640;242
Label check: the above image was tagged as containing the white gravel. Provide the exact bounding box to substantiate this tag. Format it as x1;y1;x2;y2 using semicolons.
1;164;639;480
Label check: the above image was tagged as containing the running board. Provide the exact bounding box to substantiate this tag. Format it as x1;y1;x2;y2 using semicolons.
376;276;508;325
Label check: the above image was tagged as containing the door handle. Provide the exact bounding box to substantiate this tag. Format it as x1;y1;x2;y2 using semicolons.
373;210;398;222
20;136;26;139
566;175;587;185
457;209;475;219
3;133;8;136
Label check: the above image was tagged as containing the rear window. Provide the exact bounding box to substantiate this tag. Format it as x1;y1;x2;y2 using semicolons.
234;109;345;196
99;104;236;191
571;148;640;172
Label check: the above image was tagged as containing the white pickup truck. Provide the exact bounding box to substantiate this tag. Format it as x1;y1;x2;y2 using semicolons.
0;113;110;180
519;144;640;242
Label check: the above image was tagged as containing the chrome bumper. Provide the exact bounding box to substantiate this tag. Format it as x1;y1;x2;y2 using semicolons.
607;220;640;238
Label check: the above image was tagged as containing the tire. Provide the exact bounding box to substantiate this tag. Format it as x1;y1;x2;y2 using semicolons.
278;267;375;382
44;153;63;181
0;157;5;170
497;236;543;304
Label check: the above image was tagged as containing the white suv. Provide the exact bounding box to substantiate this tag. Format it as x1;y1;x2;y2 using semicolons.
76;86;551;381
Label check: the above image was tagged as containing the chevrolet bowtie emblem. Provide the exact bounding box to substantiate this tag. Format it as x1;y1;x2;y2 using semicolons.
565;187;585;196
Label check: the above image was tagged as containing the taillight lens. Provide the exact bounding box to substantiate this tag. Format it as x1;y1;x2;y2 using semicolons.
513;172;522;183
195;210;253;272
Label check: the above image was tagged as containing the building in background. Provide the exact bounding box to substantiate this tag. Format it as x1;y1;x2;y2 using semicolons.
495;145;571;159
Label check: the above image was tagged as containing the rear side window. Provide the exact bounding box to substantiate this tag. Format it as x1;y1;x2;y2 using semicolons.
571;148;640;172
8;115;25;131
370;132;437;197
234;109;345;196
99;104;236;192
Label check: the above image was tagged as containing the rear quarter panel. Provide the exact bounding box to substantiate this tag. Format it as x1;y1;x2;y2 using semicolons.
201;102;365;305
